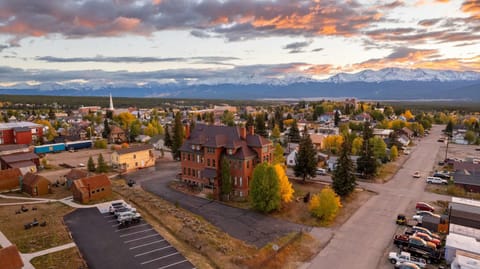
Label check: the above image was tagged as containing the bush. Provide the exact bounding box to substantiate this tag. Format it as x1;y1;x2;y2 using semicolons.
308;187;342;224
446;185;466;196
94;139;107;149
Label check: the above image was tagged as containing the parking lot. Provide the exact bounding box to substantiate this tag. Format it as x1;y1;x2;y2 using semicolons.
64;207;195;269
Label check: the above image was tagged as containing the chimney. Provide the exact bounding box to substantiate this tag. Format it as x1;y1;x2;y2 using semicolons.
185;124;190;139
240;126;246;140
248;125;254;135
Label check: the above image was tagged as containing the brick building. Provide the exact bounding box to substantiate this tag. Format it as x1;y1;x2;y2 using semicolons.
72;174;112;204
22;172;51;196
180;124;273;198
0;122;43;145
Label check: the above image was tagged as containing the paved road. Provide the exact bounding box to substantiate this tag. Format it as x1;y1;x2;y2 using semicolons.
125;161;310;248
307;125;451;269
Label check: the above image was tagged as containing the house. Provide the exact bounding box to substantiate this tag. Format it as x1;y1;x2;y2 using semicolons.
0;245;24;269
354;112;372;122
0;152;39;173
22;172;51;196
400;127;414;138
111;144;155;172
109;125;127;144
286;150;297;167
0;144;30;156
0;168;22;192
452;161;480;193
310;134;325;151
72;174;112;204
150;135;165;150
373;129;393;139
135;135;151;143
64;169;89;189
0;121;43;145
396;134;411;147
179;124;273;198
327;155;360;171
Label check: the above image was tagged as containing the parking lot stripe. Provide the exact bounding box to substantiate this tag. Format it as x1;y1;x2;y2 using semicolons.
124;234;160;243
140;252;180;265
116;223;148;232
107;219;118;223
157;259;190;269
120;228;153;238
111;223;121;227
129;239;166;250
134;245;173;257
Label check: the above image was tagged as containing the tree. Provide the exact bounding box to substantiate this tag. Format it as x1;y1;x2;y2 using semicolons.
334;110;340;127
274;164;294;203
87;156;96;172
332;139;356;197
144;123;158;137
446;120;454;137
96;154;108;173
34;119;57;141
293;129;317;182
250;163;281;213
390;145;398;161
371;136;387;160
465;130;476;144
322;135;344;155
129;120;142;141
221;158;233;200
164;126;172;148
246;114;254;130
102;119;111;139
271;124;281;141
351;137;363;155
357;121;377;179
308;187;342;223
48;108;56;120
221;110;235;126
288;120;301;143
255;113;268;137
171;112;184;160
272;143;286;166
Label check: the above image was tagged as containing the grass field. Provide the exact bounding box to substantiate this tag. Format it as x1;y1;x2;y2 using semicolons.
30;247;86;269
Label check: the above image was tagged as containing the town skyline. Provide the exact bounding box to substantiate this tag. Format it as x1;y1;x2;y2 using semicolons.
0;0;479;89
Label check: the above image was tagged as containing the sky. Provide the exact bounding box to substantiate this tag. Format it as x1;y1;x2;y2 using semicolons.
0;0;479;88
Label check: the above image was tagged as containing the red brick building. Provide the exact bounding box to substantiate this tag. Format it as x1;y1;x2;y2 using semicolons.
180;124;273;199
72;174;112;204
0;122;43;145
22;172;51;196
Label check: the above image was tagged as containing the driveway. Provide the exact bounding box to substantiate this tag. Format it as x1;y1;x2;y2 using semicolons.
306;125;451;269
126;161;309;248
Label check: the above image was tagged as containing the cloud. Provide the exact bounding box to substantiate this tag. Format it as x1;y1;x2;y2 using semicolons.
311;48;324;52
35;55;239;64
190;30;212;39
283;40;313;53
418;18;441;26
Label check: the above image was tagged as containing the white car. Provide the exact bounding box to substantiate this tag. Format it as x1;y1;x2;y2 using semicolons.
426;176;448;185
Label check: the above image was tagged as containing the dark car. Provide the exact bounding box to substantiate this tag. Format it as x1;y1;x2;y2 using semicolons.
433;173;450;179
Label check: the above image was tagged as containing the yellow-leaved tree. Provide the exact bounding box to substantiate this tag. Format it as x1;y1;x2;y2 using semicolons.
404;110;414;120
308;187;342;224
274;164;294;203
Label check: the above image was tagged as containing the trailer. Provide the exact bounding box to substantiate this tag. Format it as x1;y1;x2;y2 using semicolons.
65;140;93;151
34;143;66;154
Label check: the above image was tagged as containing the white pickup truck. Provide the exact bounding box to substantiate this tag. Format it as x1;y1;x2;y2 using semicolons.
117;212;141;224
389;251;426;268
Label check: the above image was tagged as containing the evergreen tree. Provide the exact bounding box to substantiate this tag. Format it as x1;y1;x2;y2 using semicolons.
293;129;317;182
87;156;96;172
255;113;268;137
220;158;233;200
96;154;108;173
250;163;281;213
271;124;281;142
246;114;254;130
171;112;184;160
334;110;340;127
357;121;377;179
102;119;111;139
288;120;301;143
274;108;284;131
446;120;454;137
48;108;56;120
164;126;172;148
332;139;356;197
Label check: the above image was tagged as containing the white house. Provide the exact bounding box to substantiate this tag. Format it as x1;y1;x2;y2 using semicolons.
286;150;297;167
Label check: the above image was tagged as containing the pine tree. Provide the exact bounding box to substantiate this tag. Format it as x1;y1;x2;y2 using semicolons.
87;156;96;172
220;158;233;200
334;110;340;127
255;113;268;137
171;112;184;160
332;138;356;197
96;154;108;173
164;126;172;148
293;128;317;182
102;119;111;139
446;120;454;137
246;114;254;130
357;121;377;179
288;120;301;143
250;163;281;213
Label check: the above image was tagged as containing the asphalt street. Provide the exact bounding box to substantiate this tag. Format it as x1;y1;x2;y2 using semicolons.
306;125;451;269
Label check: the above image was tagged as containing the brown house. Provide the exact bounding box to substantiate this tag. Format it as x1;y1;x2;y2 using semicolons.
0;245;24;269
179;124;273;199
72;174;112;204
22;172;51;196
64;169;89;189
109;125;127;144
0;168;22;192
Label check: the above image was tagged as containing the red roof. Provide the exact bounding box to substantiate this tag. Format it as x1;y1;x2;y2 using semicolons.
64;169;88;180
0;245;24;269
22;172;49;187
74;174;111;191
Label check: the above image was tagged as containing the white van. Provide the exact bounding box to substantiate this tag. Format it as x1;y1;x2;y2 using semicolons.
316;168;327;175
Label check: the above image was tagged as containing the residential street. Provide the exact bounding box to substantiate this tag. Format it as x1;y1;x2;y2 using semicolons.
306;125;451;269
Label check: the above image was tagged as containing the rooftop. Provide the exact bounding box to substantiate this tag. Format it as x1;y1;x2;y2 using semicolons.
0;121;42;130
115;144;153;155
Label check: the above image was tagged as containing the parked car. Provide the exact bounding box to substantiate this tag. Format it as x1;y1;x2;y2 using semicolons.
413;171;421;178
413;232;441;247
406;226;441;240
394;261;421;269
426;176;448;185
415;202;434;212
389;251;426;268
415;211;440;218
316;168;327;175
432;173;450;180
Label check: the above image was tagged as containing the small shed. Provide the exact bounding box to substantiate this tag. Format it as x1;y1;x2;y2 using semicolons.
64;169;89;189
0;168;22;192
72;174;112;204
0;245;24;269
22;172;51;196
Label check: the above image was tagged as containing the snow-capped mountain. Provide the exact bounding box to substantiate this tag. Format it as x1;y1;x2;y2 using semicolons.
325;68;480;83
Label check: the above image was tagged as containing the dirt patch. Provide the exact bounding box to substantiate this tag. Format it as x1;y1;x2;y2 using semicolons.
0;202;74;253
30;247;87;269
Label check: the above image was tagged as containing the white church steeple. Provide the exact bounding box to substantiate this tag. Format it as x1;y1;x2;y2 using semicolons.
109;93;114;111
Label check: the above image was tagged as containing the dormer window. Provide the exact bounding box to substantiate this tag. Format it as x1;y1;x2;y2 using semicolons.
191;144;195;150
228;149;233;155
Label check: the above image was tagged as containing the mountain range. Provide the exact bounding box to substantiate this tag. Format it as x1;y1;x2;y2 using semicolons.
1;68;479;100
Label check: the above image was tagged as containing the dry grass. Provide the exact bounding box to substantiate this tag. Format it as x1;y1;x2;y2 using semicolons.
30;247;87;269
426;184;480;200
377;161;401;183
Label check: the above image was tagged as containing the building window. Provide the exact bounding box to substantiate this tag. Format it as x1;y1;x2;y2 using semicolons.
187;154;190;161
207;147;215;153
246;160;249;169
91;191;95;194
133;154;136;159
207;159;210;166
197;155;201;163
239;177;242;187
234;176;237;186
192;169;196;177
183;167;186;175
228;149;233;155
239;191;243;197
212;159;216;167
101;188;104;191
135;162;138;167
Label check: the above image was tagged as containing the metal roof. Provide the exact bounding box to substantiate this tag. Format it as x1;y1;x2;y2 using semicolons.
0;122;42;130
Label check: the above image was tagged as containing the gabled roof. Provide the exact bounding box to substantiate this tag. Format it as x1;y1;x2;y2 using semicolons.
0;152;39;163
231;142;257;159
114;144;153;155
65;169;88;180
246;134;271;148
0;144;29;152
23;172;49;186
0;168;22;181
73;174;111;192
0;245;24;269
110;125;125;134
